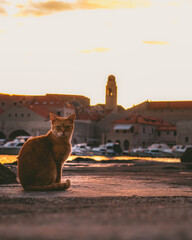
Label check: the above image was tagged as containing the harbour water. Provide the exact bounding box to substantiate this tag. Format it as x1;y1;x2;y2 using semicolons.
0;154;180;165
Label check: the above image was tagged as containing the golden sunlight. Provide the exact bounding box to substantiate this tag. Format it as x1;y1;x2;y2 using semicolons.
142;41;169;45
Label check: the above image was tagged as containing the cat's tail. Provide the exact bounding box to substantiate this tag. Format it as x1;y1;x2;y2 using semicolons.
23;179;70;191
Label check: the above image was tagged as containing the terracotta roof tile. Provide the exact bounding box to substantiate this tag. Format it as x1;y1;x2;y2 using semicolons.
77;113;102;121
113;115;175;127
148;101;192;109
24;105;50;120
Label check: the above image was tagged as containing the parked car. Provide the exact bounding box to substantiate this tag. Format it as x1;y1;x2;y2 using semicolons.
92;144;107;155
106;142;122;156
71;143;91;156
172;145;192;158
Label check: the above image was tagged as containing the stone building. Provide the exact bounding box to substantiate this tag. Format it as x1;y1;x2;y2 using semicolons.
105;115;176;151
0;93;84;140
72;120;95;145
0;102;75;139
176;121;192;145
128;100;192;123
0;104;50;139
2;77;191;147
127;100;192;145
0;76;122;144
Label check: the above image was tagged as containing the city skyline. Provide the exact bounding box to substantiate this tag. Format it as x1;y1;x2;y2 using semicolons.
1;0;192;108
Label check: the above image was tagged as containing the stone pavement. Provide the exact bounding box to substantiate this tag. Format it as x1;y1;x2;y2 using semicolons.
0;160;192;240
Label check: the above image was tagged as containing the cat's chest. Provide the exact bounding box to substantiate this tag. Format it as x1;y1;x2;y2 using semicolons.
52;144;71;162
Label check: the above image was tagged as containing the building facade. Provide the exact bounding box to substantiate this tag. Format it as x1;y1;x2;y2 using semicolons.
1;80;192;147
105;115;176;151
128;100;192;145
128;100;192;123
0;93;83;140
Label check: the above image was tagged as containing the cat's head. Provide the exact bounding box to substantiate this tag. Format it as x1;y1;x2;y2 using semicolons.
50;113;75;139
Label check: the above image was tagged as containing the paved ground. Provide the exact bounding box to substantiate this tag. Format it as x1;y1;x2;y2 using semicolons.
0;160;192;240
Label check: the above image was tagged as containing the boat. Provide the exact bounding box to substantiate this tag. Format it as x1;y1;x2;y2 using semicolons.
0;136;32;155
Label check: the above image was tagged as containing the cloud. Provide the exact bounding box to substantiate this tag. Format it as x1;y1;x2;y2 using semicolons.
80;0;150;9
15;1;73;17
142;41;169;45
80;47;111;53
15;0;151;17
0;6;7;15
0;0;9;3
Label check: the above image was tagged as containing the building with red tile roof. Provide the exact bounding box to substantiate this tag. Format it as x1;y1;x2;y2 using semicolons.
128;100;192;123
105;114;177;150
0;93;78;140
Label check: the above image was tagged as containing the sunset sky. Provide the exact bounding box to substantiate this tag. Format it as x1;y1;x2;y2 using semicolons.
1;0;192;108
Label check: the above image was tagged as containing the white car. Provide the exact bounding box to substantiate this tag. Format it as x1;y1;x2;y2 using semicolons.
71;143;91;156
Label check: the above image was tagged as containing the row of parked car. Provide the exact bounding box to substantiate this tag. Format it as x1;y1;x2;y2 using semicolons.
71;142;122;156
71;142;192;158
127;143;192;158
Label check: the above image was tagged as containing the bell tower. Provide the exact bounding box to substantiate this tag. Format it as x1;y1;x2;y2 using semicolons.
105;75;117;111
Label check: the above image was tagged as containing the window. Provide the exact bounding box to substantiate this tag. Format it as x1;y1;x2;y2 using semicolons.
116;130;119;133
57;111;61;116
8;113;11;118
185;137;189;143
123;140;129;150
131;126;134;133
15;113;17;117
108;88;113;96
28;113;30;117
174;131;177;136
2;102;5;106
158;131;161;136
123;130;127;134
143;127;145;134
21;113;24;118
167;131;169;135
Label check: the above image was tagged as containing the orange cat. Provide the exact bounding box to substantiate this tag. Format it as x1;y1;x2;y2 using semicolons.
17;113;75;191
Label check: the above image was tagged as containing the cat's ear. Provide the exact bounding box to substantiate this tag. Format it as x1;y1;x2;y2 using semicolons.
67;114;75;122
49;113;58;123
